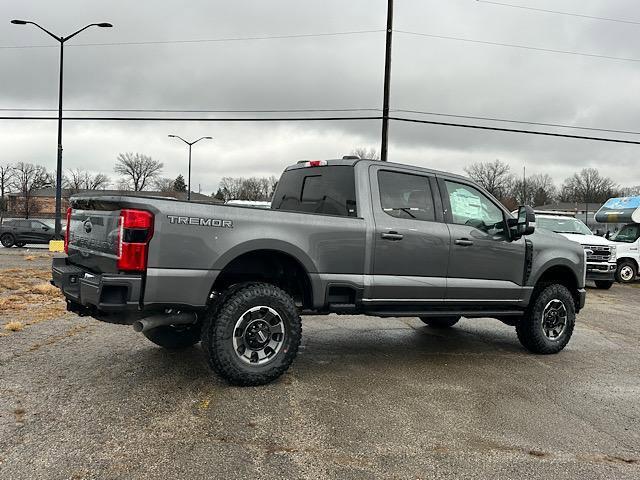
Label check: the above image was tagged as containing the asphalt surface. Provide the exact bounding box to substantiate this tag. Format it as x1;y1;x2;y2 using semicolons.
0;250;639;479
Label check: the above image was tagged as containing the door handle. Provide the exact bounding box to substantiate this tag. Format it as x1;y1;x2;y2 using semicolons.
455;238;474;246
381;231;404;241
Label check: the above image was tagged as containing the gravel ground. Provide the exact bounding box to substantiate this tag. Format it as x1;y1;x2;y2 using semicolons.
0;250;638;479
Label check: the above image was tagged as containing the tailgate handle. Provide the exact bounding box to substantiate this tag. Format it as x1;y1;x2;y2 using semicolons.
381;231;404;241
455;238;474;246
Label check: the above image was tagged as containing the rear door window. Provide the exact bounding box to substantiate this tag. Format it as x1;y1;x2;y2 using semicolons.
377;170;436;221
272;166;357;217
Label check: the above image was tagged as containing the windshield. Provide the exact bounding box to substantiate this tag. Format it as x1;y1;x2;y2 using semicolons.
537;217;593;235
611;224;640;243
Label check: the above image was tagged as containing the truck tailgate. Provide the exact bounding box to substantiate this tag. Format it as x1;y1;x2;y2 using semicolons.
67;207;121;273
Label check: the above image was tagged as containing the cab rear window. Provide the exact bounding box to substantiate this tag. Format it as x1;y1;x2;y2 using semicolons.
271;166;357;217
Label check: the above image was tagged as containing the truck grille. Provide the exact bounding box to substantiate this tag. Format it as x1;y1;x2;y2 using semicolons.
583;245;612;262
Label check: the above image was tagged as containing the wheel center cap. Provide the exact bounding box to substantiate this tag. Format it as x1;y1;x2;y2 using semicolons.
245;320;270;349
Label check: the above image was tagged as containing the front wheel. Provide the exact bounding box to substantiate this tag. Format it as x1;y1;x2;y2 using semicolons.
594;280;614;290
516;284;575;354
0;234;15;248
202;283;302;386
143;323;201;349
419;316;461;328
616;261;637;284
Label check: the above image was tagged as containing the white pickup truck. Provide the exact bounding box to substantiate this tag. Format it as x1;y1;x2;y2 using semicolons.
536;213;617;289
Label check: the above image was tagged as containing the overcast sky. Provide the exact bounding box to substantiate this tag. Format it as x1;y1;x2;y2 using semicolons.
1;0;639;194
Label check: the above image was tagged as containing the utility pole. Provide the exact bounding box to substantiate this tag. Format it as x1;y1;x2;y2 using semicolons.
380;0;394;162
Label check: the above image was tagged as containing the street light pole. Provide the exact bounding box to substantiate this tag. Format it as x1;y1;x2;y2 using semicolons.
168;135;213;201
11;20;112;236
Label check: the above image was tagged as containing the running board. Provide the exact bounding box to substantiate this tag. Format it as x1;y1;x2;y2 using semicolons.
366;309;524;318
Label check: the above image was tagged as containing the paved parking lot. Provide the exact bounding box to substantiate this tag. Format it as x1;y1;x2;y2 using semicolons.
0;249;639;479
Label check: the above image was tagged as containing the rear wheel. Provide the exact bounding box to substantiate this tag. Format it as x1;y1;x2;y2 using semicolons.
143;324;201;349
594;280;614;290
201;283;302;386
419;316;461;328
1;234;15;248
516;284;575;354
616;260;637;284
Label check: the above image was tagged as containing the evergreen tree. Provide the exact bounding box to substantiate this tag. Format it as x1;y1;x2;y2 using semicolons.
173;174;187;192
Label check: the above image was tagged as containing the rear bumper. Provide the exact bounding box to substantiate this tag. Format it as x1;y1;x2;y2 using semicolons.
586;262;616;282
51;256;143;316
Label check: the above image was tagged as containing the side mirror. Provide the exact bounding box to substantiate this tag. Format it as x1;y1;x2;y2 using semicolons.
509;205;535;239
42;226;49;231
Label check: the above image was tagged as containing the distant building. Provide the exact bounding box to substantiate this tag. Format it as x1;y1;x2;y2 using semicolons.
5;188;222;218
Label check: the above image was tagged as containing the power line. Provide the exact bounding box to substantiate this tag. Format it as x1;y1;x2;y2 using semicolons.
395;30;640;63
1;114;638;145
0;29;385;50
3;106;636;136
0;107;381;114
393;109;640;136
0;115;382;122
390;116;640;145
476;1;640;26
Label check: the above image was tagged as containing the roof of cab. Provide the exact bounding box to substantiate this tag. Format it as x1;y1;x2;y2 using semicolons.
284;158;470;182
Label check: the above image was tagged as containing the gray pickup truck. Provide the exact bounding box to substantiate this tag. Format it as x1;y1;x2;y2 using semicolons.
52;158;587;385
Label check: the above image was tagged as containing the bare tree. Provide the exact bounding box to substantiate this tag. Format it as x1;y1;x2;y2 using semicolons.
618;185;640;197
238;177;265;201
153;177;174;193
464;160;514;199
12;162;52;218
218;177;244;201
64;169;110;193
217;176;278;202
351;147;380;160
0;164;14;219
561;168;617;205
511;173;557;206
114;153;163;191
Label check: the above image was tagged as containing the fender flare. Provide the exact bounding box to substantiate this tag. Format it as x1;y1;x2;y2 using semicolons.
212;239;318;274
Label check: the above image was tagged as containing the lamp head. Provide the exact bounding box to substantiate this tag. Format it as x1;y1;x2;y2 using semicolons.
11;19;28;25
96;23;113;28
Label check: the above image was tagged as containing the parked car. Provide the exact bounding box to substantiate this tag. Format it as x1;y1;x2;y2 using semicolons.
0;219;61;247
52;158;586;385
535;214;617;289
595;196;640;284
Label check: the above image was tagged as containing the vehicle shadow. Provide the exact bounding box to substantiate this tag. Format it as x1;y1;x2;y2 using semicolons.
112;319;527;390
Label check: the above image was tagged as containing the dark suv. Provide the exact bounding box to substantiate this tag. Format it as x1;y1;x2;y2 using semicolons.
0;219;59;247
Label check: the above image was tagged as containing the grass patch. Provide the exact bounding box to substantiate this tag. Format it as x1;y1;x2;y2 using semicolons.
25;283;59;297
4;321;24;331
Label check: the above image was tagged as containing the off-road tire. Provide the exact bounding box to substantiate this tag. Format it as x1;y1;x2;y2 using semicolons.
616;260;637;284
419;316;461;328
143;324;201;349
594;280;614;290
201;283;301;386
516;284;575;354
15;241;26;248
0;234;15;248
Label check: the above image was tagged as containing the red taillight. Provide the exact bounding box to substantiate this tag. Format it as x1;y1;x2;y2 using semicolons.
117;209;154;272
64;207;72;253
